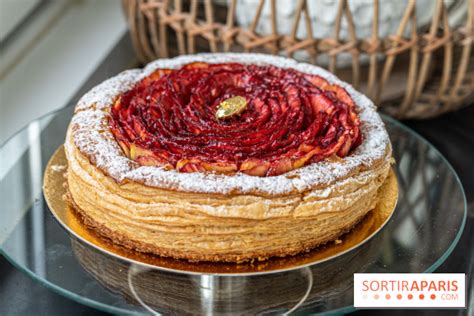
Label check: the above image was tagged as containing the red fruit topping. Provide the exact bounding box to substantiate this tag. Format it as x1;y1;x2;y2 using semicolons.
109;62;362;176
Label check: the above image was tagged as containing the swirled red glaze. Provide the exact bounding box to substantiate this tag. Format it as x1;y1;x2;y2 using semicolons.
109;62;362;176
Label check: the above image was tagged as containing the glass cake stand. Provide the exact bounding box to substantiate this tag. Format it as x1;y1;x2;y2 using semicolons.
0;106;467;315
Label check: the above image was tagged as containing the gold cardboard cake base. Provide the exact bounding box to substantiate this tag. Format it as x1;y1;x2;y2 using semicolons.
43;146;398;275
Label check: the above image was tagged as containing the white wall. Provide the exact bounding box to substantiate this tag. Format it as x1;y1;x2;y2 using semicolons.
0;0;127;144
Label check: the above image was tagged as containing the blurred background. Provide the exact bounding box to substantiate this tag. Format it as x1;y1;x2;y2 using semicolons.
0;0;131;144
2;0;473;146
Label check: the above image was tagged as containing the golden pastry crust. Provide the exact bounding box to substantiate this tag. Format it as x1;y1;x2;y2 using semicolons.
64;53;392;262
69;197;369;263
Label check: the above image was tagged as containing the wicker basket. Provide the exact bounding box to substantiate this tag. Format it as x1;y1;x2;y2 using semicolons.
122;0;474;119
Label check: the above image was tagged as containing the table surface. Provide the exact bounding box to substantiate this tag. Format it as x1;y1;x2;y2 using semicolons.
0;62;473;315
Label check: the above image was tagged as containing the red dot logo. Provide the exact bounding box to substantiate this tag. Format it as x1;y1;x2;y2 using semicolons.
385;294;391;300
430;294;436;300
408;294;413;300
419;294;425;300
397;294;402;300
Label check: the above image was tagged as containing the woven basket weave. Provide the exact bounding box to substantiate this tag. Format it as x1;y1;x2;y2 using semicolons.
122;0;474;119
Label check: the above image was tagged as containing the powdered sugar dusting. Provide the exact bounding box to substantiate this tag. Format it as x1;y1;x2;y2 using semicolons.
75;69;141;112
70;53;391;195
70;110;133;179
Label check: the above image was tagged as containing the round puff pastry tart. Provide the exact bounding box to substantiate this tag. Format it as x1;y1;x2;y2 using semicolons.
65;53;392;262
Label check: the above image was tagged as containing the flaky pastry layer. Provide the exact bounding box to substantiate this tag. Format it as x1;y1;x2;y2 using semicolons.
65;128;390;262
65;54;392;262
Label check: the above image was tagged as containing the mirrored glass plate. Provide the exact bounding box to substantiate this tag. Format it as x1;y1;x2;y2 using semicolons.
0;107;467;315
